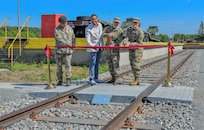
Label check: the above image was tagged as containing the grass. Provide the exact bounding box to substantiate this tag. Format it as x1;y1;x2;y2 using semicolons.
0;62;109;84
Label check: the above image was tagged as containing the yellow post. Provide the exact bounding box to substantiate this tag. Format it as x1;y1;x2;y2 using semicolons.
7;16;31;68
163;42;173;87
19;31;21;56
45;45;55;89
0;17;9;37
11;47;13;68
45;56;55;89
5;25;7;37
27;22;29;41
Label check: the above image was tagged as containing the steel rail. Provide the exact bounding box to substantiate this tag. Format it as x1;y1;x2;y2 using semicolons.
0;84;91;129
102;50;195;130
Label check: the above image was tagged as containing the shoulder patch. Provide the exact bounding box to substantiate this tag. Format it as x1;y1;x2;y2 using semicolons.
55;31;60;37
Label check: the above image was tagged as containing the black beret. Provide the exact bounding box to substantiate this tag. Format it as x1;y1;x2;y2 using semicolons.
59;16;67;24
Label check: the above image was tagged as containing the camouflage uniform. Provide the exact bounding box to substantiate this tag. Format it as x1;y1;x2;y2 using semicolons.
123;20;144;79
54;23;76;84
104;25;123;80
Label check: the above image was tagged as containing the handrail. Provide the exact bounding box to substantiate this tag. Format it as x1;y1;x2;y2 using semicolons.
0;17;8;28
0;17;9;37
8;16;31;68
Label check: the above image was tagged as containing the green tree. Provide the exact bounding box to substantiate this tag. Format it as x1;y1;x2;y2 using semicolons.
157;34;170;42
198;21;204;36
0;29;5;36
0;26;41;38
174;33;197;42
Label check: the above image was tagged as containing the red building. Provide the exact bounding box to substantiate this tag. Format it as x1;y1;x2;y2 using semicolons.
41;14;65;38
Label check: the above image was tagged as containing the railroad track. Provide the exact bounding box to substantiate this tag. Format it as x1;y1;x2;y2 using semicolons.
102;50;195;130
0;50;195;130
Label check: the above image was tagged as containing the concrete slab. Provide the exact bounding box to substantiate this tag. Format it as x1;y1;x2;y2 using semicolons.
0;82;45;90
0;82;194;105
147;85;195;104
28;84;82;98
193;50;204;130
73;83;151;104
0;69;9;72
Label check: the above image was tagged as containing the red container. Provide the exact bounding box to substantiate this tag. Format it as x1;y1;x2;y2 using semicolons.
41;14;65;38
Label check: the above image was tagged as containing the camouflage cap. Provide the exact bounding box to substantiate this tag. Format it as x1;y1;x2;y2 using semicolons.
132;18;140;23
113;17;120;23
59;16;67;24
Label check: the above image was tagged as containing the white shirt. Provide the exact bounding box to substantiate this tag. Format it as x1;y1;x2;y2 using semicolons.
85;22;104;52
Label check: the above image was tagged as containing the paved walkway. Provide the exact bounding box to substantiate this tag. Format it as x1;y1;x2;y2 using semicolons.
193;50;204;130
0;80;195;105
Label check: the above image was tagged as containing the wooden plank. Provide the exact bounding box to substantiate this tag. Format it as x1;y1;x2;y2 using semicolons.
37;116;107;126
37;116;165;129
62;105;122;113
122;123;165;130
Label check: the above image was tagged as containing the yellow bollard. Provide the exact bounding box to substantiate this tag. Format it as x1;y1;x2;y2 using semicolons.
44;44;55;89
163;42;174;87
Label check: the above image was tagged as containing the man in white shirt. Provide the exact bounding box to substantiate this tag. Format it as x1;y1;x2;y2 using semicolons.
85;14;104;85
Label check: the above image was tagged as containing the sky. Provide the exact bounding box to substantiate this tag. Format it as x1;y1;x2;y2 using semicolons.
1;0;204;37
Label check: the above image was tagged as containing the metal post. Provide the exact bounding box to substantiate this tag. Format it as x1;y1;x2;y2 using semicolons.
45;55;55;89
18;0;20;34
5;23;7;37
171;27;174;42
0;17;9;37
163;43;172;87
11;47;13;68
27;22;29;41
18;0;21;56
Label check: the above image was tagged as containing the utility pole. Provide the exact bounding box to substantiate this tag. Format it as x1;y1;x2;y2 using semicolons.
18;0;22;56
171;27;174;42
109;12;112;22
18;0;20;34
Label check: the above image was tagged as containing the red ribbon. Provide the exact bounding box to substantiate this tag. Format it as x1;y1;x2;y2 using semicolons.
44;44;52;58
53;45;165;49
168;42;174;56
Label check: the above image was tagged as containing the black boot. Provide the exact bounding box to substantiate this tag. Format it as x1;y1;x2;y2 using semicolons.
57;80;63;86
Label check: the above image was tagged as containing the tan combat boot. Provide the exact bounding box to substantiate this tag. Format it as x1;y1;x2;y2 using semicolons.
66;78;71;86
113;77;120;85
107;76;115;83
130;77;139;86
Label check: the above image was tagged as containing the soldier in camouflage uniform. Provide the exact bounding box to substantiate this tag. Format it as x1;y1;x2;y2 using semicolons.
123;18;144;86
104;17;123;85
54;16;76;86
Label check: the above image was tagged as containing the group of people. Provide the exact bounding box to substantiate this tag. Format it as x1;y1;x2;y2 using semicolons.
54;14;144;86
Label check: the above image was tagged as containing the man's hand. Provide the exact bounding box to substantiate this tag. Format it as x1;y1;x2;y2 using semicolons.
109;33;113;46
108;33;112;38
103;33;110;36
71;45;76;52
72;48;75;52
123;41;130;47
92;45;97;50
